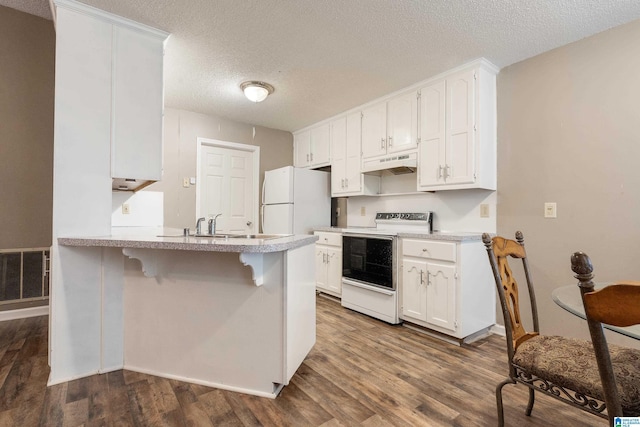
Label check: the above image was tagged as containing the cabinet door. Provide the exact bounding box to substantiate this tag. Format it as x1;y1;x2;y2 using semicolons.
418;80;446;189
326;247;342;295
294;130;311;167
315;247;328;291
387;91;418;154
111;26;164;181
330;117;347;195
361;103;387;159
402;258;428;322
445;70;476;185
426;261;456;331
345;112;362;193
310;123;331;166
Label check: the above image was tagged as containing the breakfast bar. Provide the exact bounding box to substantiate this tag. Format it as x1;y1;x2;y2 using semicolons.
50;228;317;398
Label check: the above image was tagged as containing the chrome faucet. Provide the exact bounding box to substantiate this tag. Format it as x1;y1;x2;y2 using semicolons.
195;217;206;235
208;214;222;235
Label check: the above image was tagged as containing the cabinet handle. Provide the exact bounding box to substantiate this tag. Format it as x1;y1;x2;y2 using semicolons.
310;153;314;162
445;165;451;179
341;178;345;188
323;253;327;263
307;154;310;162
438;166;443;179
426;271;431;286
419;270;424;285
388;136;393;146
380;138;385;149
345;178;349;188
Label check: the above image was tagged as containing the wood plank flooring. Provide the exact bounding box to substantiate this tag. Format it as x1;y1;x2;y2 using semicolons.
0;295;605;426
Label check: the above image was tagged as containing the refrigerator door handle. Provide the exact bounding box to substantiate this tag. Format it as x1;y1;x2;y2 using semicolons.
261;176;266;206
260;205;265;233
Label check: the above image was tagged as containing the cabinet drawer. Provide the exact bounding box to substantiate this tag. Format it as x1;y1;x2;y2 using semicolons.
402;239;456;262
314;232;342;247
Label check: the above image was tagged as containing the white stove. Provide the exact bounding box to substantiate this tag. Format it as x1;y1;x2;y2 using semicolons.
341;212;433;324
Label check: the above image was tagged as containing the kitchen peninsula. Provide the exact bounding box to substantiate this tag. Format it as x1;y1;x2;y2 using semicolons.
52;229;317;398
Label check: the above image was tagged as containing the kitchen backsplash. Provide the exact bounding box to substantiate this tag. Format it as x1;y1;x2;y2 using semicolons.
346;190;497;233
112;191;164;227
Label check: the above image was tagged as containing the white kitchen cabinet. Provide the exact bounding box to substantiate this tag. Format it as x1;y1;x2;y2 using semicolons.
331;113;379;196
361;91;418;161
111;25;166;181
400;238;495;340
294;123;331;168
418;62;497;191
314;231;342;297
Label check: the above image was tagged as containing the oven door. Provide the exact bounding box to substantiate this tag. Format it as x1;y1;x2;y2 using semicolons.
342;233;396;290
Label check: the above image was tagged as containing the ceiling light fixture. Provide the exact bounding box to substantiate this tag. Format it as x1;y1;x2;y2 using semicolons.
240;81;274;103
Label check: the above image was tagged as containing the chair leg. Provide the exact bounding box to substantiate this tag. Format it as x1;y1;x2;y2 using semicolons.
525;387;535;416
496;378;514;427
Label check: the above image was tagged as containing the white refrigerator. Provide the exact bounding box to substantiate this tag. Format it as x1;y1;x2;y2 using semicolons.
261;166;331;234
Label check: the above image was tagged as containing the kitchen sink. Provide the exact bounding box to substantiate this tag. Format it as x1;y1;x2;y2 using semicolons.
229;234;289;240
157;233;289;240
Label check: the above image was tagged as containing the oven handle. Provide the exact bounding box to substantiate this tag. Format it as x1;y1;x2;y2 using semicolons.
342;278;395;296
342;233;395;241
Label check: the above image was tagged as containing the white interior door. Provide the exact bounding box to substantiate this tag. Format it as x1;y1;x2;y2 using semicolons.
198;143;257;234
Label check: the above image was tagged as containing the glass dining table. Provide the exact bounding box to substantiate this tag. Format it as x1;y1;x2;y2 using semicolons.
552;284;640;340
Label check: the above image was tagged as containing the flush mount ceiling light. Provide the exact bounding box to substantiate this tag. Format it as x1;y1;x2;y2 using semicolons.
240;81;274;103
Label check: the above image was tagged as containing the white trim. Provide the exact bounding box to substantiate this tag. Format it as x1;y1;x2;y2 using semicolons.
196;137;260;233
490;323;506;336
53;0;169;41
0;306;49;322
124;364;282;399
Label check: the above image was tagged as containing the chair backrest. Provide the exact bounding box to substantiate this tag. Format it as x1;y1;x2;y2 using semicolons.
482;232;540;362
571;251;640;421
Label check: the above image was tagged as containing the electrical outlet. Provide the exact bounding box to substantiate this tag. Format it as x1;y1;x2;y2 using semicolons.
544;202;557;218
480;204;490;218
182;178;190;188
122;203;131;215
360;206;366;216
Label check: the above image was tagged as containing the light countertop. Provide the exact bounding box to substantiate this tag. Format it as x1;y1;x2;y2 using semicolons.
314;226;486;242
58;227;318;253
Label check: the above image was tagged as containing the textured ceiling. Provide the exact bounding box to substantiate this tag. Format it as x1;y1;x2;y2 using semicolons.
3;1;640;132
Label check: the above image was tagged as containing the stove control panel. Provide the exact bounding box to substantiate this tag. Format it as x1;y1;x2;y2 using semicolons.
375;212;432;221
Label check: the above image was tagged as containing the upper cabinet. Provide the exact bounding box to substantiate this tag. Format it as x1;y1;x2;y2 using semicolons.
111;25;166;182
331;113;379;196
361;91;418;160
293;123;331;168
417;63;497;191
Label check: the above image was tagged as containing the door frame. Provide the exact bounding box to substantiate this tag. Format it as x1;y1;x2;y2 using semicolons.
195;137;260;232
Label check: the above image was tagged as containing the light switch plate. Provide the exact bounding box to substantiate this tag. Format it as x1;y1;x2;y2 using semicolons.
544;202;557;218
122;203;130;215
480;204;490;218
360;206;366;216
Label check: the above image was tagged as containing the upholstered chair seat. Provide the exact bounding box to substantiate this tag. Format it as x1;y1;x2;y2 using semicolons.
513;335;640;416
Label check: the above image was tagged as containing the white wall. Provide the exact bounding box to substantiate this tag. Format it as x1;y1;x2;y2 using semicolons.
346;190;496;233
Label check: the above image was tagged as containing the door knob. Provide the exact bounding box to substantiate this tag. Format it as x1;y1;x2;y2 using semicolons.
246;221;252;226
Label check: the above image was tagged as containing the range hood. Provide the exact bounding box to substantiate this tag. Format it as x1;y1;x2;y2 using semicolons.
362;152;417;175
112;178;155;192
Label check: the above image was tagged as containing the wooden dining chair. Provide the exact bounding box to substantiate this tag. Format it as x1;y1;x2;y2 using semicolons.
483;232;609;426
571;251;640;425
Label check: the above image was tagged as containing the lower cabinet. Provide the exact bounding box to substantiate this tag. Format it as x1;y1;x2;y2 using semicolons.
400;238;495;339
314;232;342;297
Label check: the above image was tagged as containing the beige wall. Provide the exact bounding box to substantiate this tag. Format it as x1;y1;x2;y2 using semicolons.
149;108;293;229
497;18;640;347
0;6;55;249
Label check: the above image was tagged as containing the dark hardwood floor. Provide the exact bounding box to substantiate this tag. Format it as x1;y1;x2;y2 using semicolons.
0;295;605;426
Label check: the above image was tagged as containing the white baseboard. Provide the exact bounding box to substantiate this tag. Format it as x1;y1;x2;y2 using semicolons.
0;306;49;322
123;364;282;398
490;324;506;336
